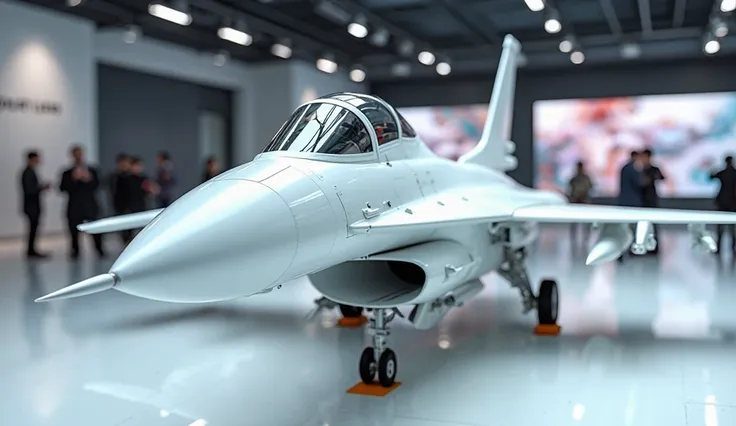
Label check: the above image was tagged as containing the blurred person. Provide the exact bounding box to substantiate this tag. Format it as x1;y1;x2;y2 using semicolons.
202;156;221;183
127;157;155;214
641;149;666;254
59;145;104;259
155;151;176;208
568;161;594;247
616;151;645;262
109;153;133;244
19;150;51;259
710;155;736;254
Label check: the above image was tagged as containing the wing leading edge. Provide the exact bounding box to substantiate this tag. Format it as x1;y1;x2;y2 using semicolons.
351;200;736;232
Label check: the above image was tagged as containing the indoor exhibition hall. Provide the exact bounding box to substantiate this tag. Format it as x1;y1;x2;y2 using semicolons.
2;0;736;425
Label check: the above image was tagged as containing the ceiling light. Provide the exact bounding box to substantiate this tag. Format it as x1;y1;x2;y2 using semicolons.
316;57;337;73
570;51;584;64
559;39;572;53
347;15;368;38
620;42;641;59
524;0;545;12
122;25;141;44
391;62;411;77
704;39;720;55
271;43;292;59
418;50;435;65
436;61;451;76
545;17;562;34
349;68;366;82
721;0;736;13
213;50;229;67
218;27;252;46
67;0;83;6
148;3;192;26
713;19;729;38
369;28;390;47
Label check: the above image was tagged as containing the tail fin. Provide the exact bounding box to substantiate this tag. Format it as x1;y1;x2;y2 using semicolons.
458;34;521;171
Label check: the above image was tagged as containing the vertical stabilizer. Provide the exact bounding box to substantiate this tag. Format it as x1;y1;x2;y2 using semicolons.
458;34;521;171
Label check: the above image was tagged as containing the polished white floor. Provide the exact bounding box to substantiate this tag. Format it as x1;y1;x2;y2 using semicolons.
3;226;736;426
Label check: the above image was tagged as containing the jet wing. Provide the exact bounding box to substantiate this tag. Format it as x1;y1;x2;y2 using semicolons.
77;209;164;234
350;198;736;232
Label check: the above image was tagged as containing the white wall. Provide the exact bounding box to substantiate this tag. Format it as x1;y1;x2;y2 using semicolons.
0;0;96;238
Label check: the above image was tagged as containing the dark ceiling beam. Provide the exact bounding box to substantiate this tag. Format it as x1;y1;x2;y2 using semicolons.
637;0;653;35
188;0;354;61
598;0;623;37
365;35;736;81
359;26;705;64
672;0;687;27
333;0;437;51
433;0;501;45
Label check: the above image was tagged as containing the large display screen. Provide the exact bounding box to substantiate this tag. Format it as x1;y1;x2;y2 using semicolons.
533;93;736;197
398;105;486;160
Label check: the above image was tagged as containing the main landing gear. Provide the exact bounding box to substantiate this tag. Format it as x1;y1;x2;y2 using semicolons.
497;247;559;327
359;308;398;387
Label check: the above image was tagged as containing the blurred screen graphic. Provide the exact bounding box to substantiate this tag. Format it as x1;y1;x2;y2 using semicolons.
534;93;736;197
398;105;486;160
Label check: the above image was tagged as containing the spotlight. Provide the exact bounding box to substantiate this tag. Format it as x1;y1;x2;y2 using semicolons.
559;39;573;53
122;25;141;44
570;51;584;64
369;28;390;47
316;57;337;73
349;68;366;82
524;0;545;12
545;17;562;34
218;26;252;46
397;40;414;57
704;39;720;55
436;61;451;76
271;42;292;59
418;50;435;65
213;50;229;66
620;43;641;59
721;0;735;13
67;0;83;7
713;19;729;38
148;3;192;26
347;15;368;38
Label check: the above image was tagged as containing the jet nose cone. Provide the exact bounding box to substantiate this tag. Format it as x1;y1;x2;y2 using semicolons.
112;179;297;302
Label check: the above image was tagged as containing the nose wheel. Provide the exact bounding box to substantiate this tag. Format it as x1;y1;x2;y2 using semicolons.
358;308;397;387
536;279;559;325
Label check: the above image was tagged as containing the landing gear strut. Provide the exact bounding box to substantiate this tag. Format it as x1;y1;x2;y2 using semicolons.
497;247;559;326
359;308;397;387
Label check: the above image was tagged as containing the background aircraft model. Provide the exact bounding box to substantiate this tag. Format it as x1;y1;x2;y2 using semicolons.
36;35;736;388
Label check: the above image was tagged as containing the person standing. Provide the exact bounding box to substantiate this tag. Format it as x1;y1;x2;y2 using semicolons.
19;151;51;259
710;155;736;254
202;156;221;183
59;145;105;260
616;151;645;262
640;149;665;254
568;161;594;247
109;153;132;244
155;151;176;208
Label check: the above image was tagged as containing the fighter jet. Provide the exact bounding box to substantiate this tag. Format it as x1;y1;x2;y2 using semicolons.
36;34;736;388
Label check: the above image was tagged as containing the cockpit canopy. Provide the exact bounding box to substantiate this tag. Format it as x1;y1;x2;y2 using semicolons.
262;92;418;158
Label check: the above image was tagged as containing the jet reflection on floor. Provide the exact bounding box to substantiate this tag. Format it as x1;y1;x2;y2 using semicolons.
1;225;736;426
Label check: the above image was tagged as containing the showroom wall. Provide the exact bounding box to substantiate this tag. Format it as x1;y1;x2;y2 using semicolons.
371;57;736;209
0;0;96;238
97;65;233;211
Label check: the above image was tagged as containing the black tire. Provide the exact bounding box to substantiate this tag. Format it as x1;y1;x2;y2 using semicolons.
339;304;364;318
359;347;376;384
537;279;559;325
377;348;397;387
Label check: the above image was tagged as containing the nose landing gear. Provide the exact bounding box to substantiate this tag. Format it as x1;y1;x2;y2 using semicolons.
358;308;398;387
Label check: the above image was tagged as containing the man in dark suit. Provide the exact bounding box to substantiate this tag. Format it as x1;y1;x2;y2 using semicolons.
617;150;645;207
59;145;105;259
109;153;132;244
616;151;644;262
155;151;176;208
640;149;665;254
710;155;736;253
20;151;51;259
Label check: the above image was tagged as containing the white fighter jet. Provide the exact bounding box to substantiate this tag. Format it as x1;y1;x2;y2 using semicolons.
37;35;735;388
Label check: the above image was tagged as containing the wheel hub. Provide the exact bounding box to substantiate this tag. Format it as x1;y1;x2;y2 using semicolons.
386;359;395;377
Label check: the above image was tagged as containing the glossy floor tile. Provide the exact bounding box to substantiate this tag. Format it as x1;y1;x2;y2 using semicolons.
2;226;736;426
